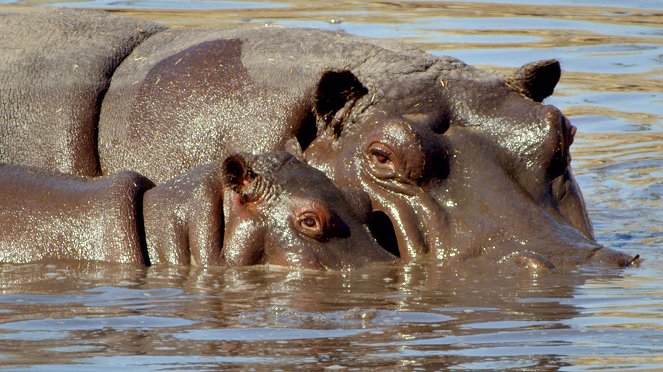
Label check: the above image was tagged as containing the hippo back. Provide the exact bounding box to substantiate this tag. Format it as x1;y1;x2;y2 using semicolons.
97;27;452;183
0;7;164;176
0;164;153;264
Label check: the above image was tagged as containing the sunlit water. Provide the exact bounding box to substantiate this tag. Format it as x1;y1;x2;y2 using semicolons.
0;0;661;370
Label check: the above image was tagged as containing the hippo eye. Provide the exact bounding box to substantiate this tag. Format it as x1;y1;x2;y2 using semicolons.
302;216;317;228
367;143;395;167
373;152;390;164
296;212;325;240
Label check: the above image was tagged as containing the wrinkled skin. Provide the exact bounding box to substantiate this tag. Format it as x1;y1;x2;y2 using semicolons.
304;109;450;261
303;62;635;267
0;8;636;269
0;154;396;269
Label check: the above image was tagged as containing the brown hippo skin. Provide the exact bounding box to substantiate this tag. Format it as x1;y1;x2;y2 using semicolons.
0;153;396;269
0;164;153;264
0;7;164;176
143;152;395;269
98;25;635;267
0;8;635;268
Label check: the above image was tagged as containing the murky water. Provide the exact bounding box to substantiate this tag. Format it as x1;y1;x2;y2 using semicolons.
1;0;661;369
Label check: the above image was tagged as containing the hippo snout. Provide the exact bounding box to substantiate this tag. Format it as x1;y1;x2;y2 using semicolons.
588;247;640;268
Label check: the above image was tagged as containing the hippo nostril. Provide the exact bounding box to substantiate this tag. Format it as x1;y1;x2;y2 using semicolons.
368;211;400;258
617;254;641;268
588;246;641;268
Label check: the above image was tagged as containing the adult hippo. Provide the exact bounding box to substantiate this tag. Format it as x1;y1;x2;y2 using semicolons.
0;152;396;269
0;7;636;268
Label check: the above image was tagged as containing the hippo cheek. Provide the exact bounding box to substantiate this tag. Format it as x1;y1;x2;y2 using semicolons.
221;192;267;266
552;168;595;240
221;217;266;266
441;170;634;268
364;182;448;261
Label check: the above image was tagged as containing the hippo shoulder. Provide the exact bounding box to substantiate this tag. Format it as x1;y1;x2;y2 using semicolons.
0;164;153;264
0;7;164;176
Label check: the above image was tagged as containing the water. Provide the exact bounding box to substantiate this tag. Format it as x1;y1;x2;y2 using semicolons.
1;0;661;369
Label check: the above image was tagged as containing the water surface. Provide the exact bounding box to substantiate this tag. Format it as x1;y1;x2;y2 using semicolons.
0;0;661;370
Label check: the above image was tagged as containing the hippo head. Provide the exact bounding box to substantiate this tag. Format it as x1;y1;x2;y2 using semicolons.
299;62;635;268
437;59;636;267
220;152;397;270
302;71;449;260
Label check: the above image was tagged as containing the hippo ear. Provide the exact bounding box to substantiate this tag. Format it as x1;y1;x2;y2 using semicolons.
222;154;259;203
507;59;561;102
314;70;368;137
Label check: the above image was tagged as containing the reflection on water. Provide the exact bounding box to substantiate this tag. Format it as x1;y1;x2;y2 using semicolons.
1;260;660;369
0;0;661;369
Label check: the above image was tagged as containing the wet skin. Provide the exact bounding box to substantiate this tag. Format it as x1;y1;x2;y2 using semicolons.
144;152;396;269
0;153;396;269
0;8;637;268
436;64;635;267
0;164;153;264
303;61;636;267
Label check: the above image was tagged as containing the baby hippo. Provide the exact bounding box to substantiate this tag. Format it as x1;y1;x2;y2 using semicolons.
0;153;396;269
144;152;396;269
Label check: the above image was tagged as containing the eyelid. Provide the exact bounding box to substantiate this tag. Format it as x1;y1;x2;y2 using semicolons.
298;212;320;226
367;143;398;165
369;147;390;158
368;142;393;155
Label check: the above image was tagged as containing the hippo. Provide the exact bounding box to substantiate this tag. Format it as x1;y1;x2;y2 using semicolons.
143;152;396;269
0;152;396;269
0;7;636;268
0;164;152;264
